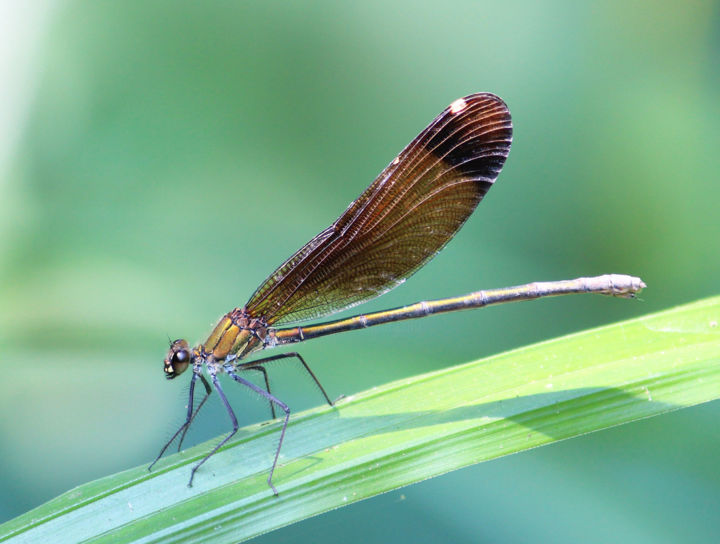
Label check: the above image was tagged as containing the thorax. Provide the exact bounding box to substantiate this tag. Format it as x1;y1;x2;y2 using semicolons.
199;307;268;363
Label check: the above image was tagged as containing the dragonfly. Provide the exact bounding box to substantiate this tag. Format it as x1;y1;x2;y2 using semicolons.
149;93;645;494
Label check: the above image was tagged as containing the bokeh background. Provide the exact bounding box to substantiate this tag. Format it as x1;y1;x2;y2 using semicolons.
1;1;719;542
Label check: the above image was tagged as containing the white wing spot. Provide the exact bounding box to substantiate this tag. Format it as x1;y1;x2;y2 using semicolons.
449;98;467;114
392;156;399;165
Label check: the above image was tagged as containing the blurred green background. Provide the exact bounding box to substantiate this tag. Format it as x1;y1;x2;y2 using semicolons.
1;1;719;542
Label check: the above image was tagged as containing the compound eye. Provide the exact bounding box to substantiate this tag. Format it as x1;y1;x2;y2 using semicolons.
172;349;189;364
165;340;191;379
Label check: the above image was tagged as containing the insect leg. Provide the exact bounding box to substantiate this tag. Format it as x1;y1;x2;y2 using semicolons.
149;370;210;471
176;373;212;451
187;373;238;487
236;352;337;407
227;370;290;496
240;365;277;419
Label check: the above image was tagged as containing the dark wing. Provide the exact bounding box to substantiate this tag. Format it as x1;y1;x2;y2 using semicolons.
245;93;512;325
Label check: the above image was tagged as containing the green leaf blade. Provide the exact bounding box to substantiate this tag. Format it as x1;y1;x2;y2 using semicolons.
2;296;719;543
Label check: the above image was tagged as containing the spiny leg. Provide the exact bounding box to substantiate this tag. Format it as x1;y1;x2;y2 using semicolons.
227;370;290;496
149;370;211;471
236;352;337;407
186;370;290;495
176;374;212;451
242;365;277;419
187;373;239;487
